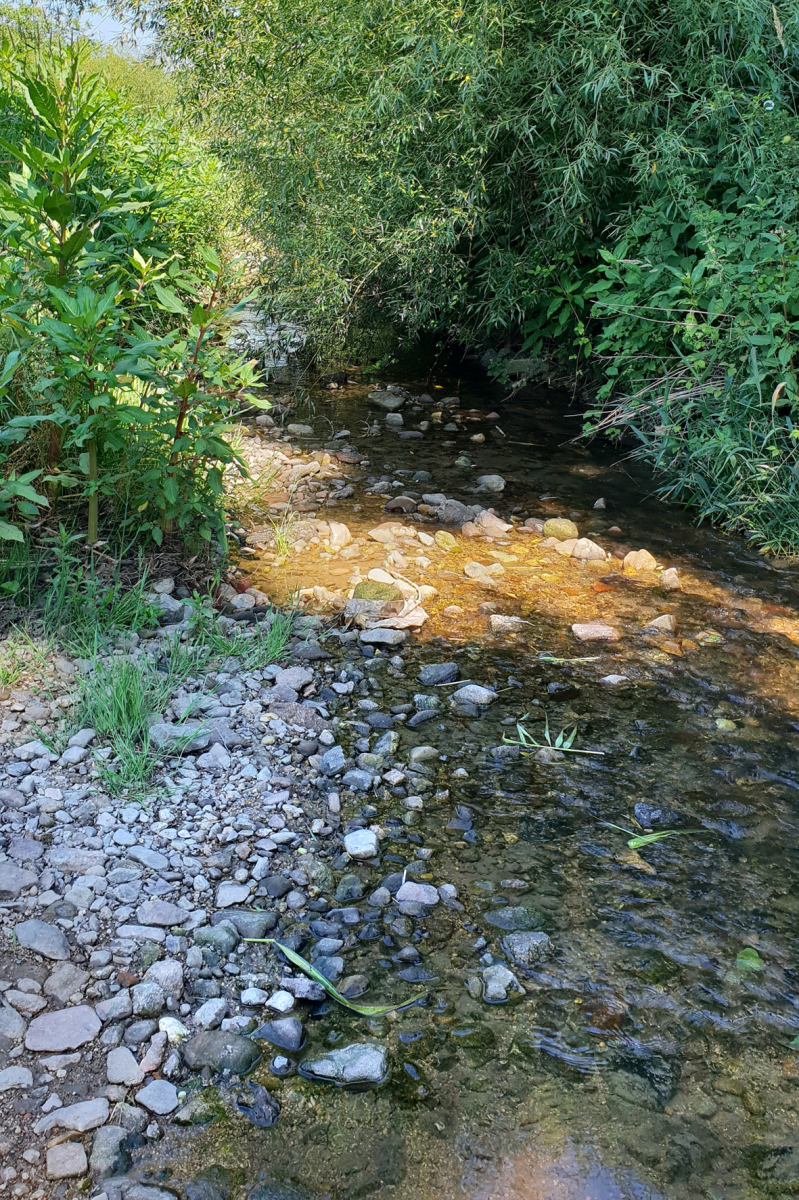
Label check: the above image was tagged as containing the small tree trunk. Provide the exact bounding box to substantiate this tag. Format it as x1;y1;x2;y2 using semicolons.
87;438;99;544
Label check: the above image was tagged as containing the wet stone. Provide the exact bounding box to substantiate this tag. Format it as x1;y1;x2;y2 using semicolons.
183;1031;261;1074
484;906;536;932
301;1042;389;1086
254;1017;304;1051
501;931;551;966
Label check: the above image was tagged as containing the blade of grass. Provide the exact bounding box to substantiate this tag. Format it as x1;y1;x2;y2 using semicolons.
244;938;427;1015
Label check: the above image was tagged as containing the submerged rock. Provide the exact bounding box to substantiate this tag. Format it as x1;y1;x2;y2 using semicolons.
501;931;551;966
484;906;536;931
301;1043;389;1086
183;1031;261;1074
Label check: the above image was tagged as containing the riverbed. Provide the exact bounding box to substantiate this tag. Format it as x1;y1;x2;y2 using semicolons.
139;366;799;1200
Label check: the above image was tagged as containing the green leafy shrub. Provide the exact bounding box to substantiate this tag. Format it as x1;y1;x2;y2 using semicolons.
0;43;267;548
583;191;799;551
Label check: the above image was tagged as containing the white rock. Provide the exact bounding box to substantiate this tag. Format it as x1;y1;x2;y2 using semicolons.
344;829;379;859
0;1066;33;1092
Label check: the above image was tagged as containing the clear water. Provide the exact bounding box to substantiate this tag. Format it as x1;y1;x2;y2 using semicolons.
137;370;799;1200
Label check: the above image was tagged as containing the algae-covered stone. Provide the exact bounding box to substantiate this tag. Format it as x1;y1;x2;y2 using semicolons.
543;518;579;540
183;1031;260;1074
484;906;536;931
173;1088;225;1126
434;530;459;552
353;580;403;601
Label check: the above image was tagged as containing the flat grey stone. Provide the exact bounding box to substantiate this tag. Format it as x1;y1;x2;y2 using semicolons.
96;990;132;1022
26;1004;101;1051
136;899;187;927
47;1142;88;1179
149;720;209;752
193;998;229;1029
14;919;70;960
116;924;166;943
46;847;105;873
90;1125;132;1179
359;628;408;647
396;881;439;906
484;906;535;932
216;882;251;908
106;1046;144;1086
450;684;497;706
59;745;89;766
0;1004;26;1042
320;745;346;775
35;1096;109;1134
127;846;169;870
342;769;373;792
143;959;184;998
253;1017;304;1050
0;865;38;900
132;981;165;1017
8;837;44;863
301;1042;388;1085
135;1078;179;1114
0;1065;32;1091
418;662;459;685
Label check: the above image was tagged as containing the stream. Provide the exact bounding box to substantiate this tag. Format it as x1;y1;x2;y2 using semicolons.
138;364;799;1200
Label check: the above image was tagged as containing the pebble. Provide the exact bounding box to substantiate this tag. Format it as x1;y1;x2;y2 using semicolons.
396;881;439;906
624;548;658;571
450;684;497;705
543;517;579;539
106;1047;145;1086
501;931;551;966
571;622;621;642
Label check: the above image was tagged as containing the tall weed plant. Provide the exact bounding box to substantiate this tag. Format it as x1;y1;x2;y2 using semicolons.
0;35;268;550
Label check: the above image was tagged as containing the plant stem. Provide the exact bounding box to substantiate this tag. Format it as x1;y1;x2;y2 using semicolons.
87;438;98;544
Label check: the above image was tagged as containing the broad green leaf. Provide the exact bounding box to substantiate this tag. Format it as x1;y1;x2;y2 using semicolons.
0;520;24;542
153;284;189;315
736;947;765;972
244;937;427;1015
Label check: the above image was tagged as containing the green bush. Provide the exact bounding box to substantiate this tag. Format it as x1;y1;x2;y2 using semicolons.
0;41;267;548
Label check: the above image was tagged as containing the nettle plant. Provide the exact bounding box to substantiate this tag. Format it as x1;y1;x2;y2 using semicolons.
0;45;268;546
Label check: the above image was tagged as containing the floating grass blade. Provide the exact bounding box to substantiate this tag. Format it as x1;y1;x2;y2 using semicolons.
244;938;427;1015
600;821;701;849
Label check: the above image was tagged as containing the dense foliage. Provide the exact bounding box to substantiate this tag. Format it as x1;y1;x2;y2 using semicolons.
0;33;264;551
127;0;799;550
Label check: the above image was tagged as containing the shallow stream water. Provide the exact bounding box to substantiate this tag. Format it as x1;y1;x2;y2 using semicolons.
143;369;799;1200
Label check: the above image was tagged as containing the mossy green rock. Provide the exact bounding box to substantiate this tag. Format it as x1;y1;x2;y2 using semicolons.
173;1087;225;1125
353;580;403;601
543;518;579;539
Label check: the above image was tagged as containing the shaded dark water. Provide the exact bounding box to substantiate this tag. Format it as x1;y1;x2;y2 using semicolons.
142;369;799;1200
